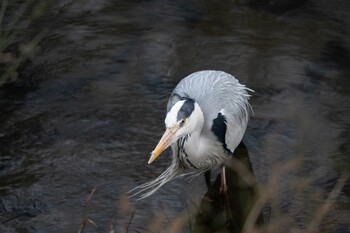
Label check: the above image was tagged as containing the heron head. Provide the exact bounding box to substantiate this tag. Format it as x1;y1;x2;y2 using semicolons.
148;99;204;164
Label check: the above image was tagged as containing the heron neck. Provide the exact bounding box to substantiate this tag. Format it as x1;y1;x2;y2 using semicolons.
185;104;204;153
193;103;204;135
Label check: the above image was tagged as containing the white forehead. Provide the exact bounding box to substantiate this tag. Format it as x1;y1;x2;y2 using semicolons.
165;100;186;127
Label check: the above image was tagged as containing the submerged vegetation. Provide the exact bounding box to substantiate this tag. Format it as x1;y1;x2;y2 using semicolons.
0;0;48;86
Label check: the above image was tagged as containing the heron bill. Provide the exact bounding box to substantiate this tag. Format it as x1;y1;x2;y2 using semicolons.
148;128;176;164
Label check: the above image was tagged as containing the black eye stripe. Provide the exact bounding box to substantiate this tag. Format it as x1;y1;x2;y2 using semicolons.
177;100;195;121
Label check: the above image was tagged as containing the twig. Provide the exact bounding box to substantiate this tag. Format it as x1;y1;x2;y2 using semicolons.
78;187;97;233
83;187;96;208
124;211;135;233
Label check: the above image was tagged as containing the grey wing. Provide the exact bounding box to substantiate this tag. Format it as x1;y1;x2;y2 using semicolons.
221;108;249;154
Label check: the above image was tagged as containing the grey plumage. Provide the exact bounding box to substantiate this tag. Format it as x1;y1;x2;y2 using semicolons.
130;70;253;199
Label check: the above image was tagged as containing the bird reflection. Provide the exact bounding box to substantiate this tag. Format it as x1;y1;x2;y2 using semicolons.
193;142;264;233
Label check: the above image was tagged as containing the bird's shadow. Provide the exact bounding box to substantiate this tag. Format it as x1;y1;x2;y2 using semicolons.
192;142;264;233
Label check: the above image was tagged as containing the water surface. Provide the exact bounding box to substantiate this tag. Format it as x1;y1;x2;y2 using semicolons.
0;0;349;232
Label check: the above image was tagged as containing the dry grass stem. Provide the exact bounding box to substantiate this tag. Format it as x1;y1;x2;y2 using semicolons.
124;211;134;233
109;223;116;233
242;158;303;233
306;174;348;233
78;187;97;233
165;211;189;233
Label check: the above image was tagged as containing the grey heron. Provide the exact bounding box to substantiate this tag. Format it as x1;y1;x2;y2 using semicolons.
131;70;253;199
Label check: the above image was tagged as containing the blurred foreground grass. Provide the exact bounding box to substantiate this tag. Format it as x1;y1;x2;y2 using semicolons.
78;151;348;233
0;0;48;86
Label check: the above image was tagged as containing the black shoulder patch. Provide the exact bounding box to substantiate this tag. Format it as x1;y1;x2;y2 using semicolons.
211;112;232;154
177;99;195;121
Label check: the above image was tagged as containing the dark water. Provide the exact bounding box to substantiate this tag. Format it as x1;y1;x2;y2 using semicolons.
1;0;350;232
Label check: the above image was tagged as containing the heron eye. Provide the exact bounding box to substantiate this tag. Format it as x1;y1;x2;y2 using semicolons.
180;119;186;127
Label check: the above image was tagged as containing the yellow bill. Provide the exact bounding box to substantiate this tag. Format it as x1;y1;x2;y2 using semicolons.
148;128;177;164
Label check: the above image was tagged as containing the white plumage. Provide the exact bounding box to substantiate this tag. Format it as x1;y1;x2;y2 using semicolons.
130;70;253;199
